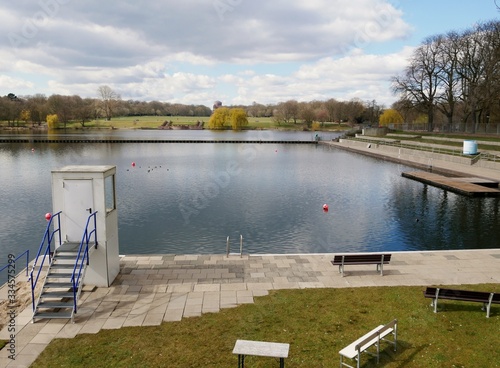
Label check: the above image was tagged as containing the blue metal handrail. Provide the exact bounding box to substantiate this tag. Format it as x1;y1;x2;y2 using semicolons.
0;249;30;277
71;211;98;313
29;211;62;312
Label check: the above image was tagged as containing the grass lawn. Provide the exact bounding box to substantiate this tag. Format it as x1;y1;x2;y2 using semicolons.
32;284;499;367
48;115;347;131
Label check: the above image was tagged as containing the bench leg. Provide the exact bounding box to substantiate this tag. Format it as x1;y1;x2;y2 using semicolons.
483;302;492;318
432;288;440;313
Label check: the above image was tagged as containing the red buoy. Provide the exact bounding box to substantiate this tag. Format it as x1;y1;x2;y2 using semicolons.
322;204;329;212
131;162;136;167
45;212;52;221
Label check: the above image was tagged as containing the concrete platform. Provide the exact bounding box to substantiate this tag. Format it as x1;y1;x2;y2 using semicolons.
1;249;499;367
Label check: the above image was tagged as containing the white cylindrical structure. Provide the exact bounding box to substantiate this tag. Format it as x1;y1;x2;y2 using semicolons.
463;140;478;155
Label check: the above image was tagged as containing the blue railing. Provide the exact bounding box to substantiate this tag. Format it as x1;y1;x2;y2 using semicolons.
30;211;62;311
71;211;98;313
0;249;30;279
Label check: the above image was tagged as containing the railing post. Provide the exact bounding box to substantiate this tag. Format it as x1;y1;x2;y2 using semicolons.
30;273;35;312
239;235;243;258
93;212;98;248
25;250;29;277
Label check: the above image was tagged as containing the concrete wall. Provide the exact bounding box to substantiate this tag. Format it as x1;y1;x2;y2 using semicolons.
336;139;500;172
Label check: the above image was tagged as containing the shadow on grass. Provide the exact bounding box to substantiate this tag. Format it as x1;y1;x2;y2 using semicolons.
431;301;497;318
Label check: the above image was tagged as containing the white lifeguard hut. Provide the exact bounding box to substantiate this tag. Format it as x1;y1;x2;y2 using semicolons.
51;165;120;287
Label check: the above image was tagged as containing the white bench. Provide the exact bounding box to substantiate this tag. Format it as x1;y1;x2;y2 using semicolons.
233;339;290;368
339;319;397;368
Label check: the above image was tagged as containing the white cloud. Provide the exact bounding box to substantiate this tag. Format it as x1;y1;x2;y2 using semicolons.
0;75;34;91
0;0;416;105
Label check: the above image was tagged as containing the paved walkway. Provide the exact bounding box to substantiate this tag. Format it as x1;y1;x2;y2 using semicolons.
1;249;499;367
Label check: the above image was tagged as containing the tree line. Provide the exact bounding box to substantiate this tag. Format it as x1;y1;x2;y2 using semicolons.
0;88;385;129
391;19;500;133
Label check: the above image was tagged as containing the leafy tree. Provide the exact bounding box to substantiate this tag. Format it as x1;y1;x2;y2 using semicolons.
229;108;248;130
208;107;230;129
379;109;404;126
46;114;59;129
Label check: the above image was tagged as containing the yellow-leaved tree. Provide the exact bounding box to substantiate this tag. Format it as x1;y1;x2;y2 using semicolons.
230;108;248;131
208;107;230;129
379;109;403;126
46;114;59;129
20;109;31;125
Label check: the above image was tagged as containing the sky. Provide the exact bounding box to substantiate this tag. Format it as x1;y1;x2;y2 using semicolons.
0;0;498;108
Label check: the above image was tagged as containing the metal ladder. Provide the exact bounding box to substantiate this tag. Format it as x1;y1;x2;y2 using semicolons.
226;234;243;257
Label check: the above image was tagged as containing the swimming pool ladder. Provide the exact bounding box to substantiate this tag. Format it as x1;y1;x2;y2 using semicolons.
226;235;243;257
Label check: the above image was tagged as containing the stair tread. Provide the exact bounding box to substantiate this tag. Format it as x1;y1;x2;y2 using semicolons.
50;264;75;268
34;311;73;319
47;272;73;277
41;291;75;298
37;301;74;308
44;281;74;286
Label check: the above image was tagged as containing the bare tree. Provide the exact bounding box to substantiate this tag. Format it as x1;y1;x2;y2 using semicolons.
392;37;442;131
26;94;48;126
299;102;315;127
97;85;120;121
47;94;75;128
434;32;461;131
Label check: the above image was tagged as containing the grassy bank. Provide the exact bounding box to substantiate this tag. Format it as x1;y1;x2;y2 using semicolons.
1;115;349;131
32;285;499;367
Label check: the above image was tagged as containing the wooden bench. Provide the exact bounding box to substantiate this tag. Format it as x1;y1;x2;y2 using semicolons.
339;319;398;368
232;339;290;368
331;253;392;276
424;287;500;318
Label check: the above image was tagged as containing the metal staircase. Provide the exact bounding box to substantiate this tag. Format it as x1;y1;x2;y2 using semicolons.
33;243;87;322
30;211;98;323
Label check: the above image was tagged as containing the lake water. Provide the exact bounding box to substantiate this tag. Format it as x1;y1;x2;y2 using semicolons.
1;129;499;283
